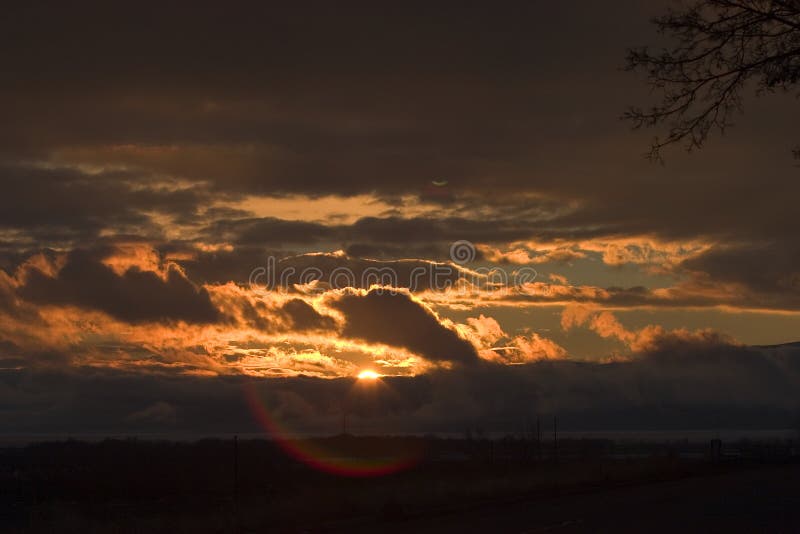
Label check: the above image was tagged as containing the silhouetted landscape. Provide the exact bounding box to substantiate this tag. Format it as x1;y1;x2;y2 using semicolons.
2;433;799;532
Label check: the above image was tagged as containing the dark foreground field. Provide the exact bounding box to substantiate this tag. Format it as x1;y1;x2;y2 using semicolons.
1;436;797;532
369;463;800;533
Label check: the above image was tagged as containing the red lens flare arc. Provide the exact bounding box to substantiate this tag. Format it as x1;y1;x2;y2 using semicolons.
242;381;420;477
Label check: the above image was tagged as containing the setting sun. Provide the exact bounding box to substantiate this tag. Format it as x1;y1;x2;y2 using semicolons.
4;1;800;529
357;370;381;381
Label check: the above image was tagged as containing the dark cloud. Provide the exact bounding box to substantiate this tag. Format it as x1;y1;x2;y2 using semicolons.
0;1;795;236
0;163;209;246
0;0;798;439
1;340;798;436
199;214;548;251
331;288;479;364
682;243;800;308
348;216;535;245
0;1;796;298
169;246;284;286
170;247;800;311
0;270;42;325
205;217;337;246
343;242;445;260
18;250;219;324
270;254;471;292
176;248;472;289
280;299;336;332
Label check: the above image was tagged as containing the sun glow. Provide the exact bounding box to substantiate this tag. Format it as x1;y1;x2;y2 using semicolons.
357;369;381;381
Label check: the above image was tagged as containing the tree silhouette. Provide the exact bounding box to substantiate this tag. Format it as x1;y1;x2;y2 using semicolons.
625;0;800;161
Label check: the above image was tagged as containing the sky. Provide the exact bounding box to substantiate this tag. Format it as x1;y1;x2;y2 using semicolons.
1;2;799;437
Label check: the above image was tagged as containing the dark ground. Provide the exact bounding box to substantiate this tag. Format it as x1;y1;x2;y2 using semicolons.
359;463;800;533
1;436;797;532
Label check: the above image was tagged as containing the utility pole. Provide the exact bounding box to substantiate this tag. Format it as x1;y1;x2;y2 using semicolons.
536;416;541;461
233;435;239;531
553;415;558;463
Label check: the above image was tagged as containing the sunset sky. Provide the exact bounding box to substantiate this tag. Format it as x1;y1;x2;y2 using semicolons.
1;2;799;437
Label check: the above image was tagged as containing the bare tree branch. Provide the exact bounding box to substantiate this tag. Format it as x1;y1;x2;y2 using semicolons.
625;0;800;161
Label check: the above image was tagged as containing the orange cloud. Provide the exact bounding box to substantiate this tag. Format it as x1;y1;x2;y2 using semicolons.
458;313;567;364
479;244;586;265
561;305;735;355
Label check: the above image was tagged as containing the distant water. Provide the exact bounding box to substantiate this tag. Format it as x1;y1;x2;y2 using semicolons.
423;429;798;443
0;428;796;446
551;429;798;443
0;432;270;447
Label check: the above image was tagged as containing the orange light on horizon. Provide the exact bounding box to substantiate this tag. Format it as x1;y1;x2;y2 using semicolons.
357;369;381;381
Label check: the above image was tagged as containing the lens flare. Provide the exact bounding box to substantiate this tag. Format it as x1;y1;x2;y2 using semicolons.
243;379;422;477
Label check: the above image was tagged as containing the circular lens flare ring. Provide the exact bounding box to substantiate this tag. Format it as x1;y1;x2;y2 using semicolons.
243;380;421;477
